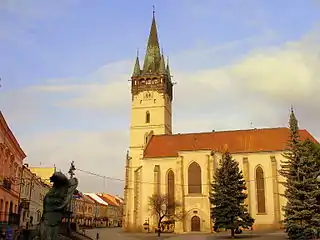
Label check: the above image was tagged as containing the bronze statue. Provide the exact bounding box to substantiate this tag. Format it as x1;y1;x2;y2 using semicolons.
37;172;78;240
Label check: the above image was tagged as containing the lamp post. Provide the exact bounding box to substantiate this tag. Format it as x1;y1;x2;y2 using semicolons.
143;218;150;233
17;166;25;228
24;173;39;229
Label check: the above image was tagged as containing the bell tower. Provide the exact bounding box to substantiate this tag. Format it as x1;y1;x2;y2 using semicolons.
129;10;173;151
124;9;174;232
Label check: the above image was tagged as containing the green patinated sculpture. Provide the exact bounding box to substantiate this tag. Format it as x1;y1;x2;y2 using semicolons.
36;172;78;240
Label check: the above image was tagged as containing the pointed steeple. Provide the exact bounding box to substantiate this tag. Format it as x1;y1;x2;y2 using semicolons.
159;52;166;74
132;50;141;77
166;56;171;81
130;7;174;103
142;8;161;74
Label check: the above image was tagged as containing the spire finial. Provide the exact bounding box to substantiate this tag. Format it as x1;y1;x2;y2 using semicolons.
136;48;139;58
290;104;294;112
152;5;155;17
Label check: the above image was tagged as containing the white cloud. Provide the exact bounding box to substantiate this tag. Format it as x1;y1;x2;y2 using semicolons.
172;27;320;133
232;45;320;101
22;130;128;195
29;60;132;111
1;26;320;194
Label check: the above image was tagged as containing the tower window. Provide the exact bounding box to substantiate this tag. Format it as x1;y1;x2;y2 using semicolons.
144;132;149;145
146;111;150;123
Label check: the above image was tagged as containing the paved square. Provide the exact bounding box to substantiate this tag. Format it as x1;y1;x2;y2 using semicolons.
85;228;287;239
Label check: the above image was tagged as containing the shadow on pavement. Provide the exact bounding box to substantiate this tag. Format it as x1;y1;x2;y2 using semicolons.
213;232;287;239
215;234;264;239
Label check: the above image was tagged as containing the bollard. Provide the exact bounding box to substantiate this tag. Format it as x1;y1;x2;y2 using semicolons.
96;232;100;240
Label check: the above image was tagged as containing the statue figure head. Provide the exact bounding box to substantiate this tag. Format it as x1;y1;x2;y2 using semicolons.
50;172;69;188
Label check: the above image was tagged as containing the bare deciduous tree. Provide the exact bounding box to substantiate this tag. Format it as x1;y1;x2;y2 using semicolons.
148;193;183;236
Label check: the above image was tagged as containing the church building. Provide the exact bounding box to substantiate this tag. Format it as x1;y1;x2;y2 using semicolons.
122;12;317;233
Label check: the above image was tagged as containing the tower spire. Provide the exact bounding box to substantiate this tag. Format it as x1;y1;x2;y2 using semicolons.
159;51;166;74
142;6;161;74
132;49;141;77
166;56;172;81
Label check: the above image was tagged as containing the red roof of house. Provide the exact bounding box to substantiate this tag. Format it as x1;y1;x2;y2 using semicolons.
144;128;317;158
97;193;119;207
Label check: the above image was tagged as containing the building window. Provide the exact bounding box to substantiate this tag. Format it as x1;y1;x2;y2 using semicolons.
144;132;149;145
37;211;41;222
167;170;175;215
256;166;266;214
153;165;160;194
145;111;150;123
188;162;202;194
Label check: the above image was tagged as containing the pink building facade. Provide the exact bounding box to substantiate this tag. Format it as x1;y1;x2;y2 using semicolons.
0;111;26;223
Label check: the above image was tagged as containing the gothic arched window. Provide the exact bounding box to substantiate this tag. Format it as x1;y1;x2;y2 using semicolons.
167;170;175;214
188;162;202;194
144;132;149;145
153;165;160;194
256;166;266;214
146;111;150;123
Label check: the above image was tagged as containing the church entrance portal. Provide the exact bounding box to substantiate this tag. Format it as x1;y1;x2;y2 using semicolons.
191;216;200;232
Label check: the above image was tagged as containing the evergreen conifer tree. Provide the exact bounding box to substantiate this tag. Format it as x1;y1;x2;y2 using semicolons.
280;108;320;239
209;148;254;238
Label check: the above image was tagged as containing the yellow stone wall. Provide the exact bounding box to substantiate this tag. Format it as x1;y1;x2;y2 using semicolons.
125;88;287;233
29;167;56;186
126;148;287;232
125;90;173;232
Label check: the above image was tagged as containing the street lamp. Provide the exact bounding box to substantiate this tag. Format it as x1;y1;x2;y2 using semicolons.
143;218;150;233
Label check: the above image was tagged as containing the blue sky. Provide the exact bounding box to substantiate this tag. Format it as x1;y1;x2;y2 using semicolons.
0;0;320;194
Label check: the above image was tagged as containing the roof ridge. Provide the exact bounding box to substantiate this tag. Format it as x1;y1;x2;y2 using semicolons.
143;127;317;158
153;127;291;138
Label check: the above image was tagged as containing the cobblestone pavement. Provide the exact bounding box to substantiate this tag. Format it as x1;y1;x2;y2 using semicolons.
85;227;287;240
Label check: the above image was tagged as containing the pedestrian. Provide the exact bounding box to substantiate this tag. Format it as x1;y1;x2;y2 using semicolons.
96;232;100;240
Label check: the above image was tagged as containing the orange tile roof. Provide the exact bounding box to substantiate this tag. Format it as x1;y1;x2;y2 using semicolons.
97;193;119;207
144;128;318;158
107;194;122;205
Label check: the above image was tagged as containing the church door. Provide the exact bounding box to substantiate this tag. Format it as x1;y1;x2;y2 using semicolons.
191;216;200;231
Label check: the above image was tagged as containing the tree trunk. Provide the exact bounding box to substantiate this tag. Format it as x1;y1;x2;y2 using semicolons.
157;220;161;237
231;228;235;238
